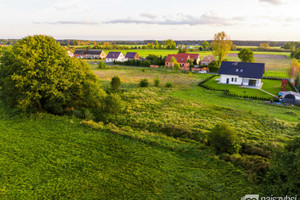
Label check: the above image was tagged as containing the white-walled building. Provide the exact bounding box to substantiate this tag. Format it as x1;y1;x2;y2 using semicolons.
105;52;127;63
218;61;265;88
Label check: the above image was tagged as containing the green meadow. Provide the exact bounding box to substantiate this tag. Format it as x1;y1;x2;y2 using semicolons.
1;66;299;199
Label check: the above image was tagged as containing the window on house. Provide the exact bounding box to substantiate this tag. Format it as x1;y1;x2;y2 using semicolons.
240;69;243;72
232;78;234;82
236;69;239;72
235;78;237;82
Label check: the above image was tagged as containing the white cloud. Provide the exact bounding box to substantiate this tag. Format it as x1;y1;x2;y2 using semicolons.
140;13;157;19
259;0;283;5
33;20;98;25
105;12;245;26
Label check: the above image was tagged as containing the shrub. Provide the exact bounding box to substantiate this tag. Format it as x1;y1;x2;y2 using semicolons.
296;123;300;132
103;93;123;114
295;74;300;91
80;120;104;130
141;69;145;72
98;62;107;69
265;137;300;196
208;60;221;73
174;63;181;72
0;35;106;114
209;123;241;154
162;124;192;138
165;82;173;88
111;76;121;91
140;79;149;87
154;77;160;87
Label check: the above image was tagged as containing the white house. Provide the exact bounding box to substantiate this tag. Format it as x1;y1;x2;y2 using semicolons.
105;52;127;63
218;61;265;88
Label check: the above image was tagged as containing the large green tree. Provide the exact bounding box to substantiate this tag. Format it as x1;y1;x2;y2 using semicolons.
202;41;210;50
0;35;106;113
238;48;255;63
163;39;177;49
212;32;232;62
291;48;300;59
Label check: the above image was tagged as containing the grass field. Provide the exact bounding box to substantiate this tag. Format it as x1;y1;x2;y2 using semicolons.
85;49;291;78
1;65;299;199
0;106;261;199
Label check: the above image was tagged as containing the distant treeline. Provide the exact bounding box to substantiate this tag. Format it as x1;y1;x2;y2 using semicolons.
1;39;299;48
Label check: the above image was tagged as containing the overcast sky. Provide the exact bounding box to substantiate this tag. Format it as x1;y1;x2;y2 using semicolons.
0;0;299;41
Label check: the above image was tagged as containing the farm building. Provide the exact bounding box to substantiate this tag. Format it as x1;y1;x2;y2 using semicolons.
125;52;139;60
106;52;127;63
279;91;300;105
218;61;265;88
201;55;216;66
74;49;106;59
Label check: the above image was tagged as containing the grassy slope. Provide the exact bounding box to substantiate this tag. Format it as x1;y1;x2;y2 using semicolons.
0;107;258;199
1;67;299;199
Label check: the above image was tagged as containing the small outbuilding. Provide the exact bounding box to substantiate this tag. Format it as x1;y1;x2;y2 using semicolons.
279;91;300;105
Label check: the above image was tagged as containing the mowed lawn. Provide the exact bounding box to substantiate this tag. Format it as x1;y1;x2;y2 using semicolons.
202;76;273;98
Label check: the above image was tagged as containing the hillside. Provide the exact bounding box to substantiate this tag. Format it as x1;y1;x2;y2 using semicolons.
0;66;299;199
0;104;260;199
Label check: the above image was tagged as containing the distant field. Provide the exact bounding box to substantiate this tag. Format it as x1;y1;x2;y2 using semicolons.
228;53;287;59
83;49;291;78
225;56;291;78
236;46;283;49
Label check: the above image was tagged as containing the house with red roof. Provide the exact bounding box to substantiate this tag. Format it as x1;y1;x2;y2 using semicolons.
201;55;216;66
165;54;190;68
177;53;200;64
165;53;201;69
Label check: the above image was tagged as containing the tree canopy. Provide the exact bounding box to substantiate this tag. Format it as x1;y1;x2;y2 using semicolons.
0;35;106;114
163;39;177;49
202;41;210;50
238;48;255;63
170;56;178;65
291;48;300;59
212;32;232;62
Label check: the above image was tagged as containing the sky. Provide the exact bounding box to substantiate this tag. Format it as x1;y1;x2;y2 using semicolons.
0;0;300;41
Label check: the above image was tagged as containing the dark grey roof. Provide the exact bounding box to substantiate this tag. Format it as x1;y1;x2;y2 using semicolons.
125;52;138;58
87;50;103;55
218;61;265;79
106;52;122;59
74;49;85;54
